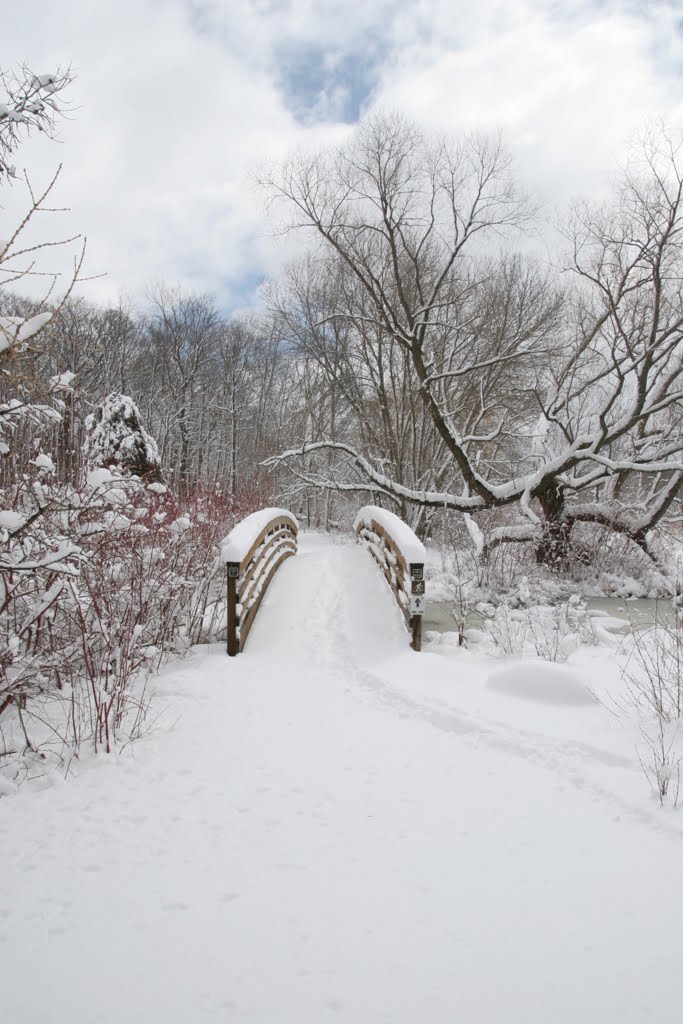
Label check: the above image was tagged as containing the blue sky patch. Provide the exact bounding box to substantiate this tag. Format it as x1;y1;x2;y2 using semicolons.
276;42;379;124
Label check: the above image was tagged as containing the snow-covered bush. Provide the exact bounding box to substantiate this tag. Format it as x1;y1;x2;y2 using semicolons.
85;393;162;482
1;468;258;785
485;600;596;662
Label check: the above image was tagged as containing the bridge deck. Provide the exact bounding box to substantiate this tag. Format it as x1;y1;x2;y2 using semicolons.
245;531;407;661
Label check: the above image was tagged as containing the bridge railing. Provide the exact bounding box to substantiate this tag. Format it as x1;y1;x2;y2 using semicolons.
353;505;426;651
220;508;298;656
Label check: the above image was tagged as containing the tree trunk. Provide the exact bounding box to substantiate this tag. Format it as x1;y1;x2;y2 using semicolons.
230;374;238;496
535;483;571;567
177;402;190;493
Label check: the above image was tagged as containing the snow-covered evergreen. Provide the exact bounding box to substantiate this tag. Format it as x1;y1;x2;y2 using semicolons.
85;393;163;483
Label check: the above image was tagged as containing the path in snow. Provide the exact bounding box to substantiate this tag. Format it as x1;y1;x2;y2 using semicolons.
1;534;682;1023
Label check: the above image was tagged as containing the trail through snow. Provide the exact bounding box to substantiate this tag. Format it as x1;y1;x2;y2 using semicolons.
1;534;682;1023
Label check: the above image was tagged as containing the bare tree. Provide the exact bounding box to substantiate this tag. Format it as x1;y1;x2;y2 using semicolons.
141;287;222;492
261;116;683;569
526;126;683;563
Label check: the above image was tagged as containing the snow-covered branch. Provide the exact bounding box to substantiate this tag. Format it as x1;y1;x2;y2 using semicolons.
0;65;73;181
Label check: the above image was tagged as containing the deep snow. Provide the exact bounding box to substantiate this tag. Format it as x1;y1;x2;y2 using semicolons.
1;533;682;1023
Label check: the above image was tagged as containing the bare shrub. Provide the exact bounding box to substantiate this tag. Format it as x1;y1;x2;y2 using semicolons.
485;599;596;662
620;619;683;805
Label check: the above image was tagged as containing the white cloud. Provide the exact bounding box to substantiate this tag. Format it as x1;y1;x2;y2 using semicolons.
1;0;682;311
371;1;683;203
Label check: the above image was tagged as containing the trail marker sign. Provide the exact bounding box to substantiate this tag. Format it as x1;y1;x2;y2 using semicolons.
409;567;426;617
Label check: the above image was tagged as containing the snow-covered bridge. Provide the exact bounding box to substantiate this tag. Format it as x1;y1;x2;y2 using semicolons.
220;505;428;656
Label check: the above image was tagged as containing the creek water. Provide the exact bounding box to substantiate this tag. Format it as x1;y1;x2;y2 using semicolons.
424;596;678;636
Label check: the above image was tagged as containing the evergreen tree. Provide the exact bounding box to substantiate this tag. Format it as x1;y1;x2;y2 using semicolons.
85;393;163;483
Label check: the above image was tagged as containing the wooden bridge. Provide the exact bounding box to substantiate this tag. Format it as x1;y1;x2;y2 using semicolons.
220;506;426;656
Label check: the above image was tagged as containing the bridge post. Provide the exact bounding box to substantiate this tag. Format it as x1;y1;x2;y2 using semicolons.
410;615;422;652
409;562;425;652
226;562;240;657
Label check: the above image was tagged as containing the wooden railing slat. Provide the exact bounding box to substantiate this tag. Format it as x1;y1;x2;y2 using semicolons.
239;528;296;609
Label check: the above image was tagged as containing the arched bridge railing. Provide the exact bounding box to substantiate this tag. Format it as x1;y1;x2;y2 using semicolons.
220;508;298;656
354;505;426;651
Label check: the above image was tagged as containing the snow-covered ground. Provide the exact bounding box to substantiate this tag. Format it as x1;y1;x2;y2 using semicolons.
2;532;682;1023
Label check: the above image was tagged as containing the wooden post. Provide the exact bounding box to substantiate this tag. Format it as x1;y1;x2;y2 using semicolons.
226;562;240;657
411;614;422;652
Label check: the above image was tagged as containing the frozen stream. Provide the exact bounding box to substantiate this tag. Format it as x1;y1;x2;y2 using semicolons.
424;596;678;636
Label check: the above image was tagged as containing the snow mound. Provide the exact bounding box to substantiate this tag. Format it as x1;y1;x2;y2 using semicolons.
486;662;598;707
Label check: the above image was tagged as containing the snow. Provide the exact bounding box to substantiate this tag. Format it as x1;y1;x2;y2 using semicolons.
354;504;426;566
0;509;27;530
86;467;114;488
1;533;683;1022
0;312;52;352
32;452;55;472
48;371;76;390
168;515;191;534
463;510;485;556
220;506;297;565
486;661;599;706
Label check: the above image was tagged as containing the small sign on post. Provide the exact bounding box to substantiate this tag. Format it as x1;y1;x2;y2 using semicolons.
410;578;426;615
409;563;425;651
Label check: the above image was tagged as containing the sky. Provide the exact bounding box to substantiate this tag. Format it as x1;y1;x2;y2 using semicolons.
2;0;683;314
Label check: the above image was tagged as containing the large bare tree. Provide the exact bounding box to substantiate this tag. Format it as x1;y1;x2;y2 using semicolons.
261;116;683;567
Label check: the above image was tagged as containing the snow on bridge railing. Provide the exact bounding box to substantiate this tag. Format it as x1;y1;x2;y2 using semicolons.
353;505;426;651
220;508;298;656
